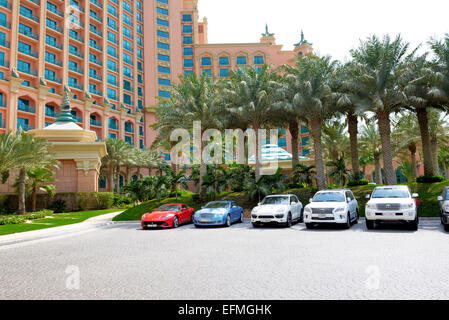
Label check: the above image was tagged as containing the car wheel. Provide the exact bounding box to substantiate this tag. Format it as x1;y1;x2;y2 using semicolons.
410;215;419;231
344;212;351;229
190;214;195;224
142;226;148;230
444;224;449;232
225;215;231;227
353;210;359;224
285;213;292;228
239;211;244;223
305;223;315;229
173;216;179;228
366;219;375;230
252;223;260;228
299;209;304;223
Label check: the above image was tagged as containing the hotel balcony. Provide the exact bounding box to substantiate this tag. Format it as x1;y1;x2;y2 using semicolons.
90;119;102;127
17;67;37;76
45;75;62;84
17;124;35;131
19;47;39;58
46;21;63;33
20;9;40;23
68;83;83;90
19;28;39;40
0;19;11;29
45;109;59;118
46;57;62;67
0;121;5;129
90;0;103;9
0;0;12;10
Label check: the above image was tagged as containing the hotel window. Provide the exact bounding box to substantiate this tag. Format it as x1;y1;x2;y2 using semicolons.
123;39;132;51
184;59;194;68
107;59;117;72
123;66;132;78
219;57;229;66
157;0;168;3
237;56;247;65
108;133;117;139
183;25;192;33
183;36;193;45
202;69;212;77
17;59;30;73
201;57;211;66
123;80;132;91
157;19;169;27
158;54;170;62
157;7;168;15
184;70;194;76
182;14;192;22
123;1;132;13
158;66;170;74
159;90;170;98
184;47;193;56
107;74;117;86
107;45;117;57
107;4;117;16
107;88;117;100
123;52;132;65
157;30;169;39
220;69;230;77
123;13;132;26
157;42;169;50
123;26;132;39
254;56;264;65
107;18;117;30
123;94;132;105
158;78;170;86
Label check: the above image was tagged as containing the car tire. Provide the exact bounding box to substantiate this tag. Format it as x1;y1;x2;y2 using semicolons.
142;226;148;230
285;213;292;228
353;210;359;224
344;212;351;229
190;214;195;224
225;215;231;227
252;223;260;228
173;216;179;228
410;215;419;231
366;219;375;230
305;223;315;229
444;224;449;232
299;209;304;223
239;211;244;223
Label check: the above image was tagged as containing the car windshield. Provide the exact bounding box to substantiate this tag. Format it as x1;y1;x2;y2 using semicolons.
372;188;410;199
155;205;180;211
205;202;229;209
262;197;289;205
445;189;449;200
312;192;345;202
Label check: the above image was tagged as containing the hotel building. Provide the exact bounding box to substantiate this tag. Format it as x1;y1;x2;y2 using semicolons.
0;0;313;194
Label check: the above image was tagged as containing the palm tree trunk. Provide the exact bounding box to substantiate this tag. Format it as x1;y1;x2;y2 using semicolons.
374;153;382;184
199;139;207;200
377;111;396;185
108;167;114;192
32;185;37;212
409;144;417;181
442;161;448;179
289;119;299;183
310;118;326;190
254;125;262;181
17;168;26;215
416;108;434;176
125;166;131;186
347;114;360;181
431;136;439;175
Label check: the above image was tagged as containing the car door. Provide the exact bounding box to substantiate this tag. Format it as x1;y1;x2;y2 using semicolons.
231;202;239;221
289;196;298;220
345;192;354;218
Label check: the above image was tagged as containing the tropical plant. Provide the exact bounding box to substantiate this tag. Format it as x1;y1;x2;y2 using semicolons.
223;65;284;180
228;164;254;192
351;34;411;185
292;163;315;187
359;123;383;184
166;168;189;200
102;139;134;192
25;167;57;212
327;158;350;186
201;165;230;199
283;55;337;189
246;168;286;202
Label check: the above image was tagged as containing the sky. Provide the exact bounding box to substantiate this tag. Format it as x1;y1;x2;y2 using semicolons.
198;0;449;62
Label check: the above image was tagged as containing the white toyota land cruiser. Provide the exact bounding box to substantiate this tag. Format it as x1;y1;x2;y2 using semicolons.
365;186;419;230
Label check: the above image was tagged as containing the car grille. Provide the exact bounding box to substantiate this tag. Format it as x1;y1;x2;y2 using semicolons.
257;215;274;219
312;217;335;221
200;213;213;219
311;208;334;214
376;203;401;211
143;221;166;226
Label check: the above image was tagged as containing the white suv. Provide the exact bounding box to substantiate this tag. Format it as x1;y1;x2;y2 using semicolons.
365;186;419;230
304;189;359;229
251;194;303;228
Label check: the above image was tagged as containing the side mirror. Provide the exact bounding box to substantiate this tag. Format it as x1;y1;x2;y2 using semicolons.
291;202;297;205
412;193;419;198
201;206;204;209
438;196;444;201
365;194;371;199
257;202;262;206
347;197;351;203
309;198;313;203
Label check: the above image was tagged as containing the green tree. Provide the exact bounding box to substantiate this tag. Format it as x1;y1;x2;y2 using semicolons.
351;35;411;185
292;163;316;187
102;139;133;192
359;123;383;184
327;158;350;186
167;168;189;200
26;167;57;212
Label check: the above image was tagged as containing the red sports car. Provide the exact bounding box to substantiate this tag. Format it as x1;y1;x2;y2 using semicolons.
141;204;195;229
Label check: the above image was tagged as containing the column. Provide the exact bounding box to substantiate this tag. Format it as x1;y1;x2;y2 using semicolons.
84;97;93;131
37;84;49;129
7;76;22;131
102;103;110;140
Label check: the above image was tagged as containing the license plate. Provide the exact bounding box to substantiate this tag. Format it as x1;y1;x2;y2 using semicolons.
319;214;327;219
147;224;157;227
202;219;212;223
260;219;271;223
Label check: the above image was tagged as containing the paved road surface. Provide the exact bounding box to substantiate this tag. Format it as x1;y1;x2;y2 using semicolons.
1;219;448;300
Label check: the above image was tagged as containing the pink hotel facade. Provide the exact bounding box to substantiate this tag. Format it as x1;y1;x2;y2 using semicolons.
0;0;313;193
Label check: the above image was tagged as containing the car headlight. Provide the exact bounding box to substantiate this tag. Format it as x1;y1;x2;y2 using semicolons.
366;203;376;209
252;207;260;213
162;215;173;220
304;207;312;214
141;214;147;219
443;204;449;212
400;203;414;209
276;208;287;213
333;207;345;213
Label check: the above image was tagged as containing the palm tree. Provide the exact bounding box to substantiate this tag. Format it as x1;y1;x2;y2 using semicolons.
102;139;133;192
26;166;57;212
284;55;337;190
428;35;449;109
360;123;383;184
399;54;438;176
14;130;58;214
166;168;189;200
351;35;411;185
428;109;449;175
152;73;224;200
223;65;283;181
391;112;421;180
292;163;315;187
0;131;24;184
327;158;350;186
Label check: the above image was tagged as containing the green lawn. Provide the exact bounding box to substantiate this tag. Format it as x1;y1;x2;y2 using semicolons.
0;209;120;236
114;181;449;221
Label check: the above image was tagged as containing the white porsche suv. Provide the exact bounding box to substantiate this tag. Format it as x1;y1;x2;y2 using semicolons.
251;194;303;228
303;189;359;229
365;186;419;230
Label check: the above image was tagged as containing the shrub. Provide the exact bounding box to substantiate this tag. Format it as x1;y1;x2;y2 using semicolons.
50;199;67;213
347;179;369;187
0;210;53;225
191;193;200;203
96;192;114;209
416;175;445;184
286;183;305;189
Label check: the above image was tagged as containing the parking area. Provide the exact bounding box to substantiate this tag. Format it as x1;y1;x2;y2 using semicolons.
0;218;448;300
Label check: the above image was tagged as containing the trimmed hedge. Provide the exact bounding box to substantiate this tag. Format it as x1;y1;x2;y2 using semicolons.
347;179;369;187
0;210;53;225
416;175;445;184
